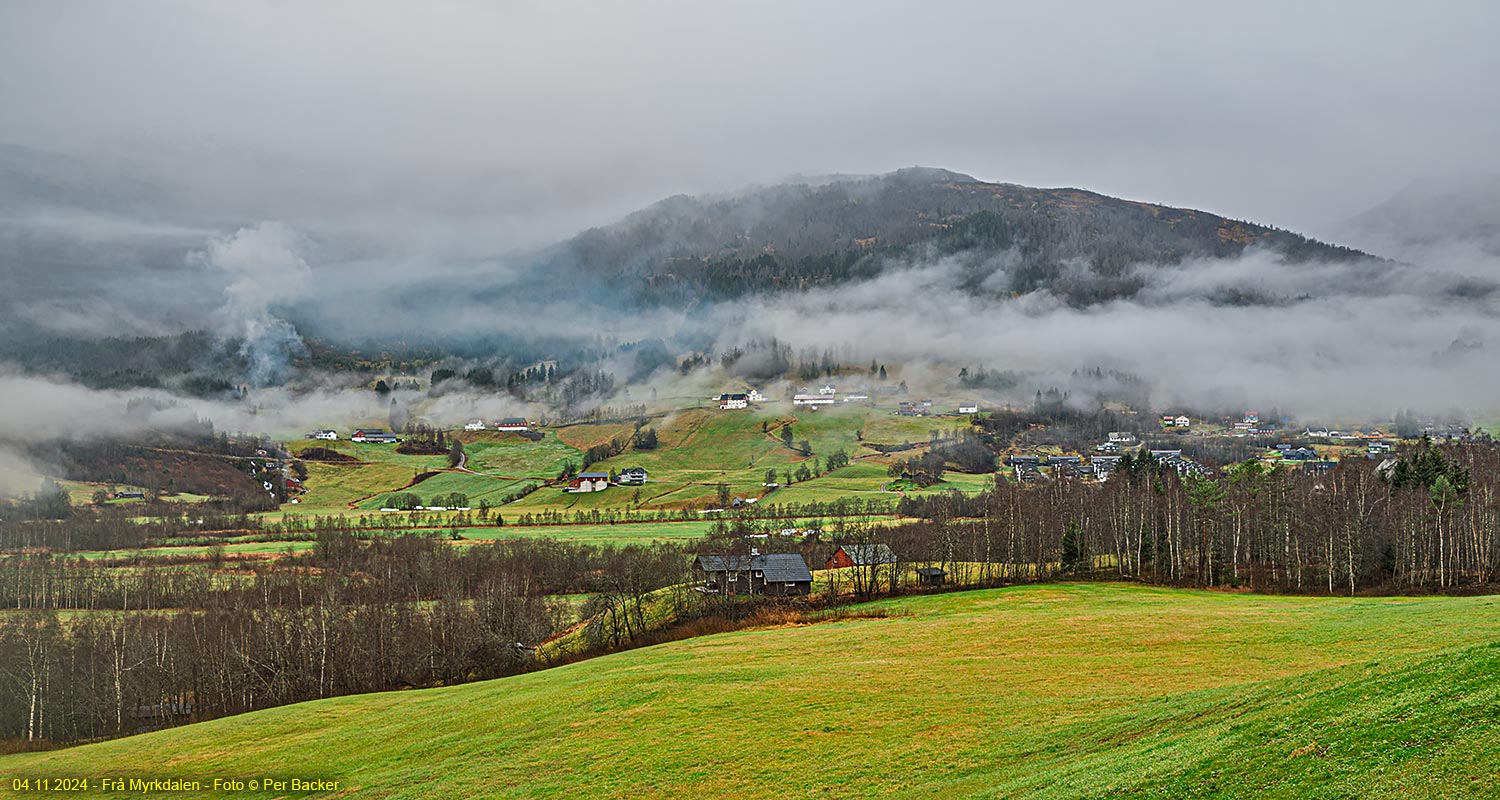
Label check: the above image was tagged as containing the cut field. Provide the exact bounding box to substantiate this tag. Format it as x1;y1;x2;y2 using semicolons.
10;584;1499;798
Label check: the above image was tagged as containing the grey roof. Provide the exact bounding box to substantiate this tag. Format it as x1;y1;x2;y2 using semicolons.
695;553;813;583
837;543;896;565
915;567;946;576
577;471;609;479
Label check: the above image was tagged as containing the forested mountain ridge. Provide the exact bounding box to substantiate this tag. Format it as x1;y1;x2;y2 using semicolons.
537;166;1374;305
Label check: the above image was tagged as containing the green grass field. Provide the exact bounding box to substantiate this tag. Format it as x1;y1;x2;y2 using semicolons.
269;407;977;521
8;583;1498;798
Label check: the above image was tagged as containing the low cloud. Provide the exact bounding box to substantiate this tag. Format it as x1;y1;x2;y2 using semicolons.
714;246;1500;419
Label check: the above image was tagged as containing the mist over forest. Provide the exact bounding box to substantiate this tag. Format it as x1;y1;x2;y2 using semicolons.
2;2;1499;497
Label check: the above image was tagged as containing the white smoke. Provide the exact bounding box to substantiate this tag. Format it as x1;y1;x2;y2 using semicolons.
192;222;312;386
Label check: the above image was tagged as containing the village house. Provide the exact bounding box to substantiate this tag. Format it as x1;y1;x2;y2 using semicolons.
1174;415;1190;427
494;418;530;431
747;388;767;402
463;420;486;431
694;551;813;596
566;472;611;493
1048;455;1082;466
306;429;338;441
958;402;979;414
825;543;896;570
1091;455;1123;478
819;384;837;396
1108;431;1137;443
113;490;146;500
793;393;834;407
617;466;648;485
351;429;399;443
718;393;749;410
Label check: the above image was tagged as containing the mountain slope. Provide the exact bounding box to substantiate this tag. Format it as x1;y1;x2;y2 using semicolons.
7;584;1497;799
533;167;1374;306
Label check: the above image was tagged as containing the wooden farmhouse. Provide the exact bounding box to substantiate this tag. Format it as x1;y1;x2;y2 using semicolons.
694;552;813;596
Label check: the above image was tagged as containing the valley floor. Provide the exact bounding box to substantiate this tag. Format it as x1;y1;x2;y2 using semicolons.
3;584;1497;798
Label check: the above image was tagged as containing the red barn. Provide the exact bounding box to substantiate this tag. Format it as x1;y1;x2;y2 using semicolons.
825;543;896;571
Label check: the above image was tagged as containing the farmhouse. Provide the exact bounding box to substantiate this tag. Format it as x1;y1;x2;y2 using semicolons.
747;388;767;402
825;543;896;570
566;472;610;492
617;466;648;485
958;403;979;414
1174;415;1190;427
793;393;834;407
351;429;398;443
306;429;338;441
494;418;530;431
694;551;813;596
718;393;749;410
819;384;837;396
463;420;486;431
1108;431;1137;443
113;490;146;500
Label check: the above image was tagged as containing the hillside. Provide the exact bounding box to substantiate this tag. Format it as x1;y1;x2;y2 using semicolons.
8;584;1498;798
529;167;1374;306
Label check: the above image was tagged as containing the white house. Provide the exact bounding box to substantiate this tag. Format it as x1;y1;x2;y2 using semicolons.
718;393;748;410
617;467;649;485
1174;415;1190;428
818;384;837;396
958;403;979;414
308;429;338;441
747;388;767;402
1108;431;1137;443
793;394;835;407
463;420;486;431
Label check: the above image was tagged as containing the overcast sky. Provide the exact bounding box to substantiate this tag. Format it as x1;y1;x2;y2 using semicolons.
2;1;1498;243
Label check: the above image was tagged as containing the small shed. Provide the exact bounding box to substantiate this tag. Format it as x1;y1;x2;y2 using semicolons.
915;567;946;587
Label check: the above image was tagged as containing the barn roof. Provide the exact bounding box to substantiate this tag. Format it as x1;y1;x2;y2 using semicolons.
915;567;946;577
837;543;896;565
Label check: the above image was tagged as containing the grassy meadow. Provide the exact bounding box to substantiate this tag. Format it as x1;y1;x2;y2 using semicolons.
7;583;1498;798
